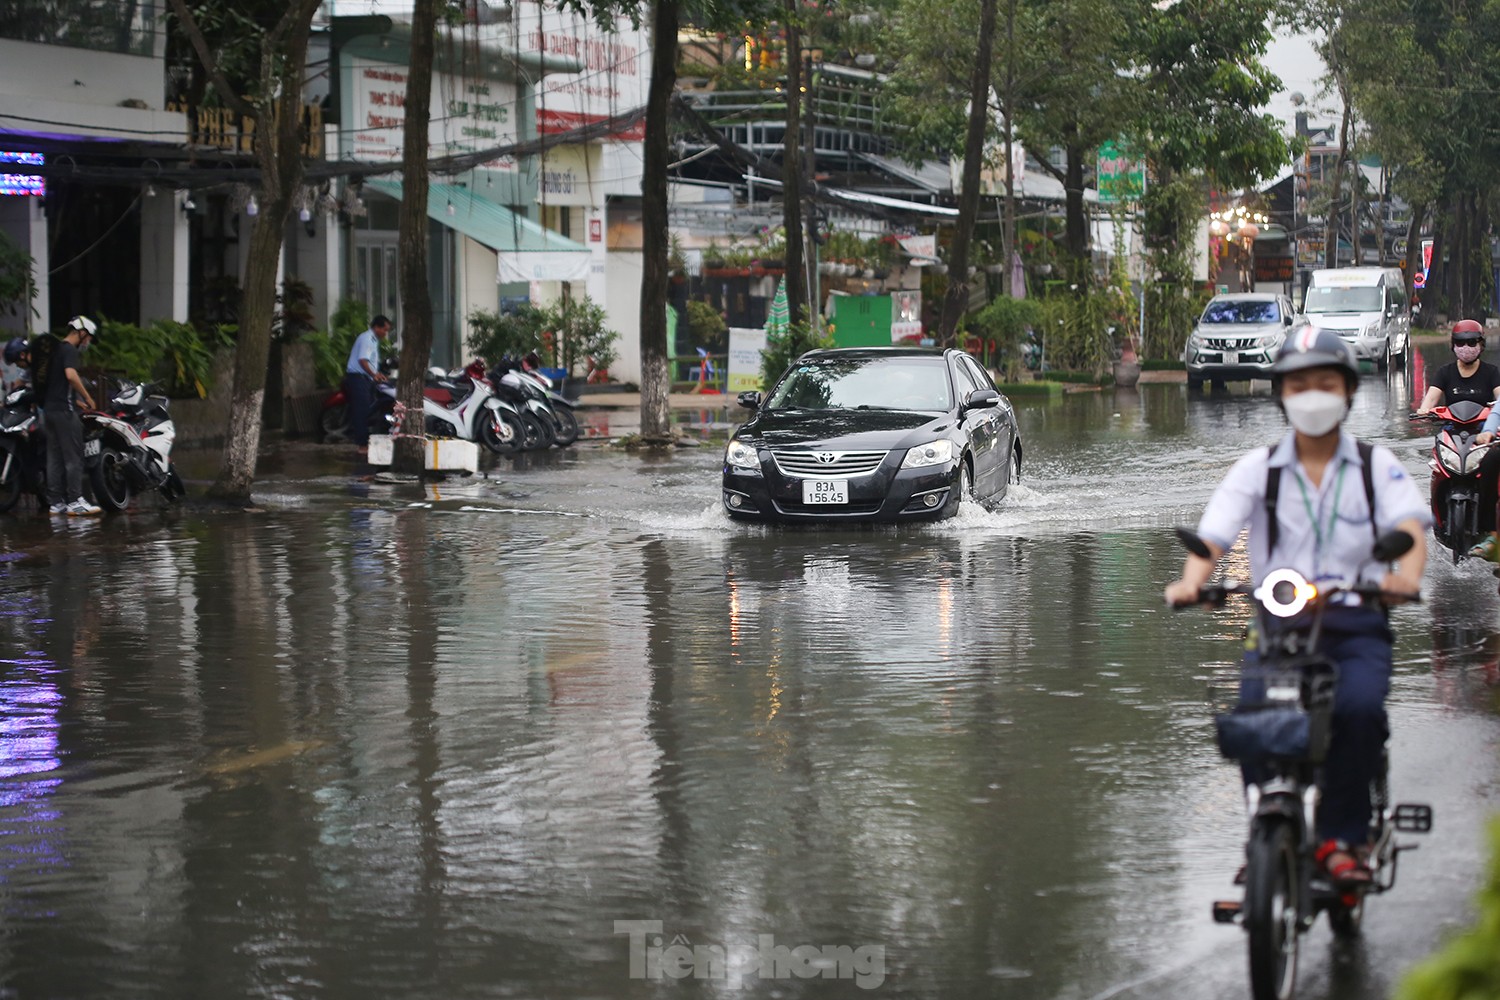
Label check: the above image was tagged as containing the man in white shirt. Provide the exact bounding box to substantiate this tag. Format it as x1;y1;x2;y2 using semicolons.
1165;327;1428;887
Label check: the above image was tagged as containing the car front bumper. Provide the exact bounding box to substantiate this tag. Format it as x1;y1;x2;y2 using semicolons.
722;459;959;522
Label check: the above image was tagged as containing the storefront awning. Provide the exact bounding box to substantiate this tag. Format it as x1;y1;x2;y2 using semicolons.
365;179;590;282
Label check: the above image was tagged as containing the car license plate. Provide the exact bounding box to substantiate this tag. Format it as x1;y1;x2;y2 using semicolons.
802;479;848;504
83;438;100;457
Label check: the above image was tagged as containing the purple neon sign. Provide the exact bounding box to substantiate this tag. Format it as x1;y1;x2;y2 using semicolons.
0;152;44;197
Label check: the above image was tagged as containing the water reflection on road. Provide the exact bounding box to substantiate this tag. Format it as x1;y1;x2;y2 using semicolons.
0;350;1496;999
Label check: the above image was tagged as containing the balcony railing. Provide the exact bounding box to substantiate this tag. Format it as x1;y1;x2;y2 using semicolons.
0;0;158;58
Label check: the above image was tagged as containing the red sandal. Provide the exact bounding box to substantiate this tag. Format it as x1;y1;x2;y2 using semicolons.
1316;840;1372;887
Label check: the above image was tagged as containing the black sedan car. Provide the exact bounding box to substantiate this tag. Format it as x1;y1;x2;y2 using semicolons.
722;347;1022;522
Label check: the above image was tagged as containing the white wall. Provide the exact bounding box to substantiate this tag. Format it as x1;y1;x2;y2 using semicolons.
0;195;48;333
139;189;188;325
459;236;499;360
0;38;164;108
604;250;643;383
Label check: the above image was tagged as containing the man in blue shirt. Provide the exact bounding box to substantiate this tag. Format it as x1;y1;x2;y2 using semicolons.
344;315;391;447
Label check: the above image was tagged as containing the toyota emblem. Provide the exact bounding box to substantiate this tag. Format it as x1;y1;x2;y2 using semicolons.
816;452;837;464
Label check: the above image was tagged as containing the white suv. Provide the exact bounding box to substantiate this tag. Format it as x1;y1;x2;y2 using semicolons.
1184;292;1301;390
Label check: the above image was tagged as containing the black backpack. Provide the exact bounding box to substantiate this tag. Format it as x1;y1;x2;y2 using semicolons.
1264;440;1378;558
28;333;57;391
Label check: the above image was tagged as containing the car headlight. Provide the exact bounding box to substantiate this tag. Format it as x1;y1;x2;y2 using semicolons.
1258;333;1283;348
901;439;954;469
725;439;760;469
1188;329;1205;345
1363;322;1382;340
1438;442;1464;474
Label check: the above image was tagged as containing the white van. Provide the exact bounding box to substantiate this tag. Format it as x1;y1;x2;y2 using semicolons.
1303;267;1410;371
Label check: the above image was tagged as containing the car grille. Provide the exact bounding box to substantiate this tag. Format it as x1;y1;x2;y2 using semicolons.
774;499;885;516
1203;338;1260;351
771;449;889;478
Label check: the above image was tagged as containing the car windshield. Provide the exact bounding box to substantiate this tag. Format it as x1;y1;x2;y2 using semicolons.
767;357;952;412
1201;300;1280;324
1304;285;1382;313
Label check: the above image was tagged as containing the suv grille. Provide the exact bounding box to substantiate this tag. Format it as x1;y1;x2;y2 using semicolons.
772;449;889;478
1203;338;1259;351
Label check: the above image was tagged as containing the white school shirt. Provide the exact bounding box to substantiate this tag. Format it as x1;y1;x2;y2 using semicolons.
1196;430;1430;587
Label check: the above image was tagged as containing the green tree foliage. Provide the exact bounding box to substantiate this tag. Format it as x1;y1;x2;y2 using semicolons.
760;319;835;388
966;296;1041;381
303;300;372;389
90;319;234;398
683;299;728;352
1336;0;1500;318
0;228;36;326
467;305;547;364
1398;817;1500;1000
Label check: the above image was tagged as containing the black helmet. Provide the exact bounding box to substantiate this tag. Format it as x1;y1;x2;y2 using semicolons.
1271;325;1359;382
2;336;26;365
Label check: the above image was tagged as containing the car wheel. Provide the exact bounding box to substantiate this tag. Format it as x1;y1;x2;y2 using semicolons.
1377;341;1390;373
941;459;972;519
1187;375;1204;392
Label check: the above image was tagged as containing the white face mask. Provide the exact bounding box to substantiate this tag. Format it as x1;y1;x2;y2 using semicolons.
1455;343;1483;364
1282;389;1347;437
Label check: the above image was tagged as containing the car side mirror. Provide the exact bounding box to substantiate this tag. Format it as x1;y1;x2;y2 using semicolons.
1283;314;1293;326
965;388;1002;409
737;391;762;410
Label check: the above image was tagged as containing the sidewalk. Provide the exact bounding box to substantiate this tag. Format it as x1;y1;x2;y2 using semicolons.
573;389;740;410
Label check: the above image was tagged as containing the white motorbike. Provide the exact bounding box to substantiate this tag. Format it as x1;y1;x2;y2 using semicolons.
421;366;529;455
82;378;185;511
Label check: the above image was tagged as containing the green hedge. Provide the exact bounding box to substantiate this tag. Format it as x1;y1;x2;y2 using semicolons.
90;319;233;398
1398;817;1500;1000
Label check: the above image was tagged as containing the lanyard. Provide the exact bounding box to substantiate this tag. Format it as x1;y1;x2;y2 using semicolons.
1293;460;1347;564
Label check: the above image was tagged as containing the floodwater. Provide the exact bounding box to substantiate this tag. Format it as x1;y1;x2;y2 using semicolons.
0;347;1497;1000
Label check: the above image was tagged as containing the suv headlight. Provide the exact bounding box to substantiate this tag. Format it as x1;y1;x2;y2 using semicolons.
1363;322;1382;340
725;439;760;470
1258;333;1283;348
901;439;954;469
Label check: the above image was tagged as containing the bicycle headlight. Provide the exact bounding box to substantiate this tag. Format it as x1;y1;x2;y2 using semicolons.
1255;568;1316;618
725;439;760;470
901;439;954;469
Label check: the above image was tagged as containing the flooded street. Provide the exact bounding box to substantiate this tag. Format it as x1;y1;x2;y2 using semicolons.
1;348;1498;999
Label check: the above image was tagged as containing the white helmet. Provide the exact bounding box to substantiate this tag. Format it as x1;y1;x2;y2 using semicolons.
67;315;98;337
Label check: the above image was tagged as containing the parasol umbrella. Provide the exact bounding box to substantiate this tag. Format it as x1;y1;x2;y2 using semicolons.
765;276;790;335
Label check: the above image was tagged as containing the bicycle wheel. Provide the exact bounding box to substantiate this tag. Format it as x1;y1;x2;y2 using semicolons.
0;442;22;513
1245;819;1300;1000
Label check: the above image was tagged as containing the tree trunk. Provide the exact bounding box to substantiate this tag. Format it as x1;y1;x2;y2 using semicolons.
999;0;1016;297
394;0;439;476
638;0;678;443
1402;200;1427;319
781;6;806;329
1324;95;1350;270
207;0;321;504
1063;140;1087;267
938;0;998;347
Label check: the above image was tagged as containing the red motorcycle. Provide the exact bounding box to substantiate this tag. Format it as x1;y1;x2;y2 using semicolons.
1416;399;1495;563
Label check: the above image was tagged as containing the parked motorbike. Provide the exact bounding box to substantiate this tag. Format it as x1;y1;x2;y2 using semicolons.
320;357;399;442
82;378;185;511
1176;528;1432;1000
515;362;581;446
492;358;578;448
0;385;45;513
420;363;529;455
1414;399;1493;563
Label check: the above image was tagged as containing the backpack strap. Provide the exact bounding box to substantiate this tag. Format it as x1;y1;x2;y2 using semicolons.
1264;446;1280;558
1356;439;1378;545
